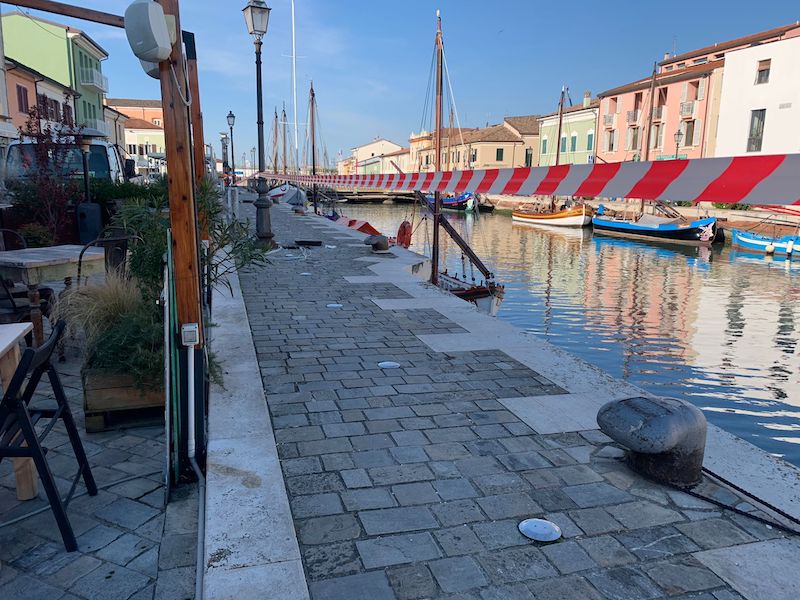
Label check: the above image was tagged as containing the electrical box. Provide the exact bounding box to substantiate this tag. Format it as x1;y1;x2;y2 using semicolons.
181;323;200;347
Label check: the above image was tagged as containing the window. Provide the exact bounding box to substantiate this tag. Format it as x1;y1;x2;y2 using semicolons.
495;148;504;161
607;130;617;152
425;155;429;166
627;127;640;151
16;85;29;113
559;137;567;153
650;123;664;149
570;133;577;152
747;109;766;152
755;59;771;84
456;150;460;163
609;97;618;113
153;118;162;126
127;144;137;155
63;104;73;126
524;147;533;167
693;57;708;65
684;120;696;146
541;137;548;155
587;132;594;151
138;144;146;156
470;149;477;162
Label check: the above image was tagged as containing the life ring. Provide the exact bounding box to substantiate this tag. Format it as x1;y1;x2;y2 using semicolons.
397;220;412;248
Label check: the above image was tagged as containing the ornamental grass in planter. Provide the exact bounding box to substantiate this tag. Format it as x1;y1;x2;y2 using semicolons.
57;273;164;431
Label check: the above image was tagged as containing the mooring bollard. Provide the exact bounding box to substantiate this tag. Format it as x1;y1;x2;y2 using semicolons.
597;396;707;488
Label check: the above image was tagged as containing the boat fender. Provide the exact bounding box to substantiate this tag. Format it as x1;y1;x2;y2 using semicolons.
766;243;776;255
397;221;412;248
787;241;794;256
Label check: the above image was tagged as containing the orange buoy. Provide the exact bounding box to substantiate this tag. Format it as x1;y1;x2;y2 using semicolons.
397;220;412;248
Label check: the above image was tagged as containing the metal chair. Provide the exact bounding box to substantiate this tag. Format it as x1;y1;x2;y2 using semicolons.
0;228;27;251
0;321;97;551
0;278;53;332
76;226;131;286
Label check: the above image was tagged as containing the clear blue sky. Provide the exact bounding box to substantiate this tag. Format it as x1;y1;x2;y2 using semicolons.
12;0;800;167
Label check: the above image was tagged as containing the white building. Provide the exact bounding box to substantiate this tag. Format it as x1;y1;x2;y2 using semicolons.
715;35;800;156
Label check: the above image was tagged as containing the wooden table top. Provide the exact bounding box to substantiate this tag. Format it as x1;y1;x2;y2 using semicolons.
0;322;33;357
0;245;104;269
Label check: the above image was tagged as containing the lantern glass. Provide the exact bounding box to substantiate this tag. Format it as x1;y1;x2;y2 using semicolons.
243;1;271;39
227;111;236;127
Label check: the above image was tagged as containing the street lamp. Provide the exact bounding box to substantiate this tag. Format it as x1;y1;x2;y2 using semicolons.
673;129;684;160
243;0;274;241
219;132;229;181
227;111;236;185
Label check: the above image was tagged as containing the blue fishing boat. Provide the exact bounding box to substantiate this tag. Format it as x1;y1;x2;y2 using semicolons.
426;192;495;213
731;228;800;257
592;202;723;247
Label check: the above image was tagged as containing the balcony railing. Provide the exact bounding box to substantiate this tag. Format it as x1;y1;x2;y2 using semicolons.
79;67;109;93
679;101;696;118
603;113;616;128
652;105;665;120
82;118;110;136
626;110;640;124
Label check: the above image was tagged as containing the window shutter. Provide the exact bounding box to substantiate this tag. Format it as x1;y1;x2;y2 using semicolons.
693;118;702;146
657;125;664;149
649;125;656;149
681;82;688;102
697;78;706;101
603;131;608;152
625;127;632;150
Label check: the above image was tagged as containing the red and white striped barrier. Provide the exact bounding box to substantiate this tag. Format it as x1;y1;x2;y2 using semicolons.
259;154;800;206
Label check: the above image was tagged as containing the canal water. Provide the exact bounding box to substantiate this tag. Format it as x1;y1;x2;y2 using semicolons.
338;202;800;465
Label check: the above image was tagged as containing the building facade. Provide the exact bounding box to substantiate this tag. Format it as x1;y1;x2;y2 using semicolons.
715;35;800;157
123;118;166;176
104;105;128;148
5;58;76;133
538;95;598;166
2;11;108;137
105;98;163;126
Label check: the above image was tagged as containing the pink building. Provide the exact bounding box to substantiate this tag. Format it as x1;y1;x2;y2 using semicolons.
597;22;800;164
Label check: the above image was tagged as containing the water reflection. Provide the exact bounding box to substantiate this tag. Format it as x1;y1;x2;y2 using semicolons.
340;203;800;464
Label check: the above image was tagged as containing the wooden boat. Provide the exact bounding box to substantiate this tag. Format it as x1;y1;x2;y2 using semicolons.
438;273;504;316
731;228;799;256
592;200;723;246
512;203;592;227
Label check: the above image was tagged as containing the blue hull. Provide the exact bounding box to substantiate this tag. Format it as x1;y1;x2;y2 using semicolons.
731;228;800;257
592;216;721;246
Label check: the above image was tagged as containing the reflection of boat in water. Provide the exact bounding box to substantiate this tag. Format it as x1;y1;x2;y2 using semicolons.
592;234;716;268
427;192;495;213
732;228;799;257
512;203;593;227
592;201;723;247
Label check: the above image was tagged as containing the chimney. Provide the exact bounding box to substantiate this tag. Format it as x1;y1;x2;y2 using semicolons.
663;52;671;61
583;91;591;108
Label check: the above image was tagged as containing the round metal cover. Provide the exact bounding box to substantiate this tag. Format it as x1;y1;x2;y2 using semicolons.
518;518;561;542
326;303;343;308
378;361;401;369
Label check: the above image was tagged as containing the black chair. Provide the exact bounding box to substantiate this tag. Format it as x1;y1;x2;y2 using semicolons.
76;226;131;287
0;228;27;251
0;278;54;330
0;321;97;551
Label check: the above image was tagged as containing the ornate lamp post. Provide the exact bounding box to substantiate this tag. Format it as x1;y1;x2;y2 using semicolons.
219;132;229;181
673;129;684;160
227;111;236;185
243;0;273;240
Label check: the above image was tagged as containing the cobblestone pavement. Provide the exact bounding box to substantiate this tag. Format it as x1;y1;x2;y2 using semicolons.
239;200;788;599
0;343;197;600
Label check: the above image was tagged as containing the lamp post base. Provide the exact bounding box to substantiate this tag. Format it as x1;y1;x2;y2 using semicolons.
254;186;274;242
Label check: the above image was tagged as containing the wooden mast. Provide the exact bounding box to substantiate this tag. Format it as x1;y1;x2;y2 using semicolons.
431;10;443;286
310;81;318;213
272;108;278;172
554;86;565;166
643;62;657;162
282;105;288;174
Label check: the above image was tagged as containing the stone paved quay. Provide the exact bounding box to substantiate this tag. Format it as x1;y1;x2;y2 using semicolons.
0;342;197;600
238;198;798;600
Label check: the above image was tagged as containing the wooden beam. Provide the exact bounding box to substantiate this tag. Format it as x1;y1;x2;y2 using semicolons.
183;34;207;189
158;0;204;342
10;0;124;28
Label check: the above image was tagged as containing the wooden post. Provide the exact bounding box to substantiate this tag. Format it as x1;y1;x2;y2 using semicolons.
183;30;209;242
157;0;204;342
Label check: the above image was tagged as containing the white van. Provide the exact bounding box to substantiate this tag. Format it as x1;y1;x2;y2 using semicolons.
5;138;137;183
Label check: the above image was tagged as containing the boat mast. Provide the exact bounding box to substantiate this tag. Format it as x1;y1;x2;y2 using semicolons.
643;62;657;162
272;108;279;173
554;86;565;166
291;0;299;175
310;81;318;213
431;10;444;286
282;105;288;174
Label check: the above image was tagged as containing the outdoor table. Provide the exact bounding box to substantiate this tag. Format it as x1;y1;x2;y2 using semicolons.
0;245;105;346
0;322;36;500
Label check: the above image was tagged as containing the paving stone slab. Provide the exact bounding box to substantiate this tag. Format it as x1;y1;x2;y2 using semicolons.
308;571;395;600
429;556;488;593
359;506;438;535
356;532;441;568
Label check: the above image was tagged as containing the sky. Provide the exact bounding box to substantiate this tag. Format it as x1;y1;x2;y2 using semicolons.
9;0;800;168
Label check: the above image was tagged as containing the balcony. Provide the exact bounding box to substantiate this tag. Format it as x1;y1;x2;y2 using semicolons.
652;105;665;121
82;118;110;136
679;101;696;119
603;113;616;128
626;109;640;124
79;67;109;93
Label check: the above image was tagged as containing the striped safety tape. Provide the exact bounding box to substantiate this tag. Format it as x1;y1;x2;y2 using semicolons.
257;154;800;206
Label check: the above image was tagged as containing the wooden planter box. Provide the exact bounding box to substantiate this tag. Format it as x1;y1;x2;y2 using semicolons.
83;369;163;432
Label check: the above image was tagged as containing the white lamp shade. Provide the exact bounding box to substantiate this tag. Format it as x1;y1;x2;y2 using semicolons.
243;1;271;38
227;111;236;127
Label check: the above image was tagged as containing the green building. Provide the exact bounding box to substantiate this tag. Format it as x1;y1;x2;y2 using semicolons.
538;96;599;166
2;11;109;136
